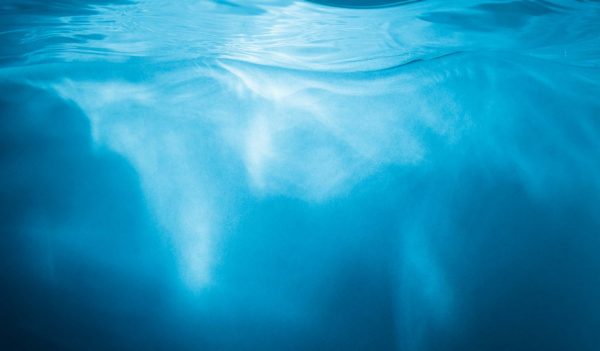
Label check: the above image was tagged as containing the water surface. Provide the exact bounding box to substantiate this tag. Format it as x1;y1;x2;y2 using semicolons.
1;0;600;350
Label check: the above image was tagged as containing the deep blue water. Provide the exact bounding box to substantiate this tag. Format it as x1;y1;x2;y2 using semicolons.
1;0;600;350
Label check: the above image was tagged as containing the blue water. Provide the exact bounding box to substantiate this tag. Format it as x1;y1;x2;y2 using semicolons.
1;0;600;349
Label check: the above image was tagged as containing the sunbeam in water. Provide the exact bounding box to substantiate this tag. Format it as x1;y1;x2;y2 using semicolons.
1;0;600;350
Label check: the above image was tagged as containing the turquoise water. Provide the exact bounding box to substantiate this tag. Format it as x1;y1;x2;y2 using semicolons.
1;0;600;349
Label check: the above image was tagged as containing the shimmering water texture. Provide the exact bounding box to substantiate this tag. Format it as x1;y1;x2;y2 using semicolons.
1;0;600;350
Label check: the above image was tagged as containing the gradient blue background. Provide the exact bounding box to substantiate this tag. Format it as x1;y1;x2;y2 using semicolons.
1;0;600;350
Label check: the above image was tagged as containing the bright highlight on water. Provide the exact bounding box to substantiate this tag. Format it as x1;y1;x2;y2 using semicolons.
1;0;600;350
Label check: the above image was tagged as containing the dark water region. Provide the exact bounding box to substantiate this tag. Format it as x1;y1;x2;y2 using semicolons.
1;0;600;350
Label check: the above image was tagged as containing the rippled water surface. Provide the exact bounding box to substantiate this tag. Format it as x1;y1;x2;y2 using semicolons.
1;0;600;350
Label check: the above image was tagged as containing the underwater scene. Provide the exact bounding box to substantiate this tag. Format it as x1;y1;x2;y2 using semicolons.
1;0;600;350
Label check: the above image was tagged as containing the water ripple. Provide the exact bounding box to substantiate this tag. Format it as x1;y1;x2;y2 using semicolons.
1;0;598;71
